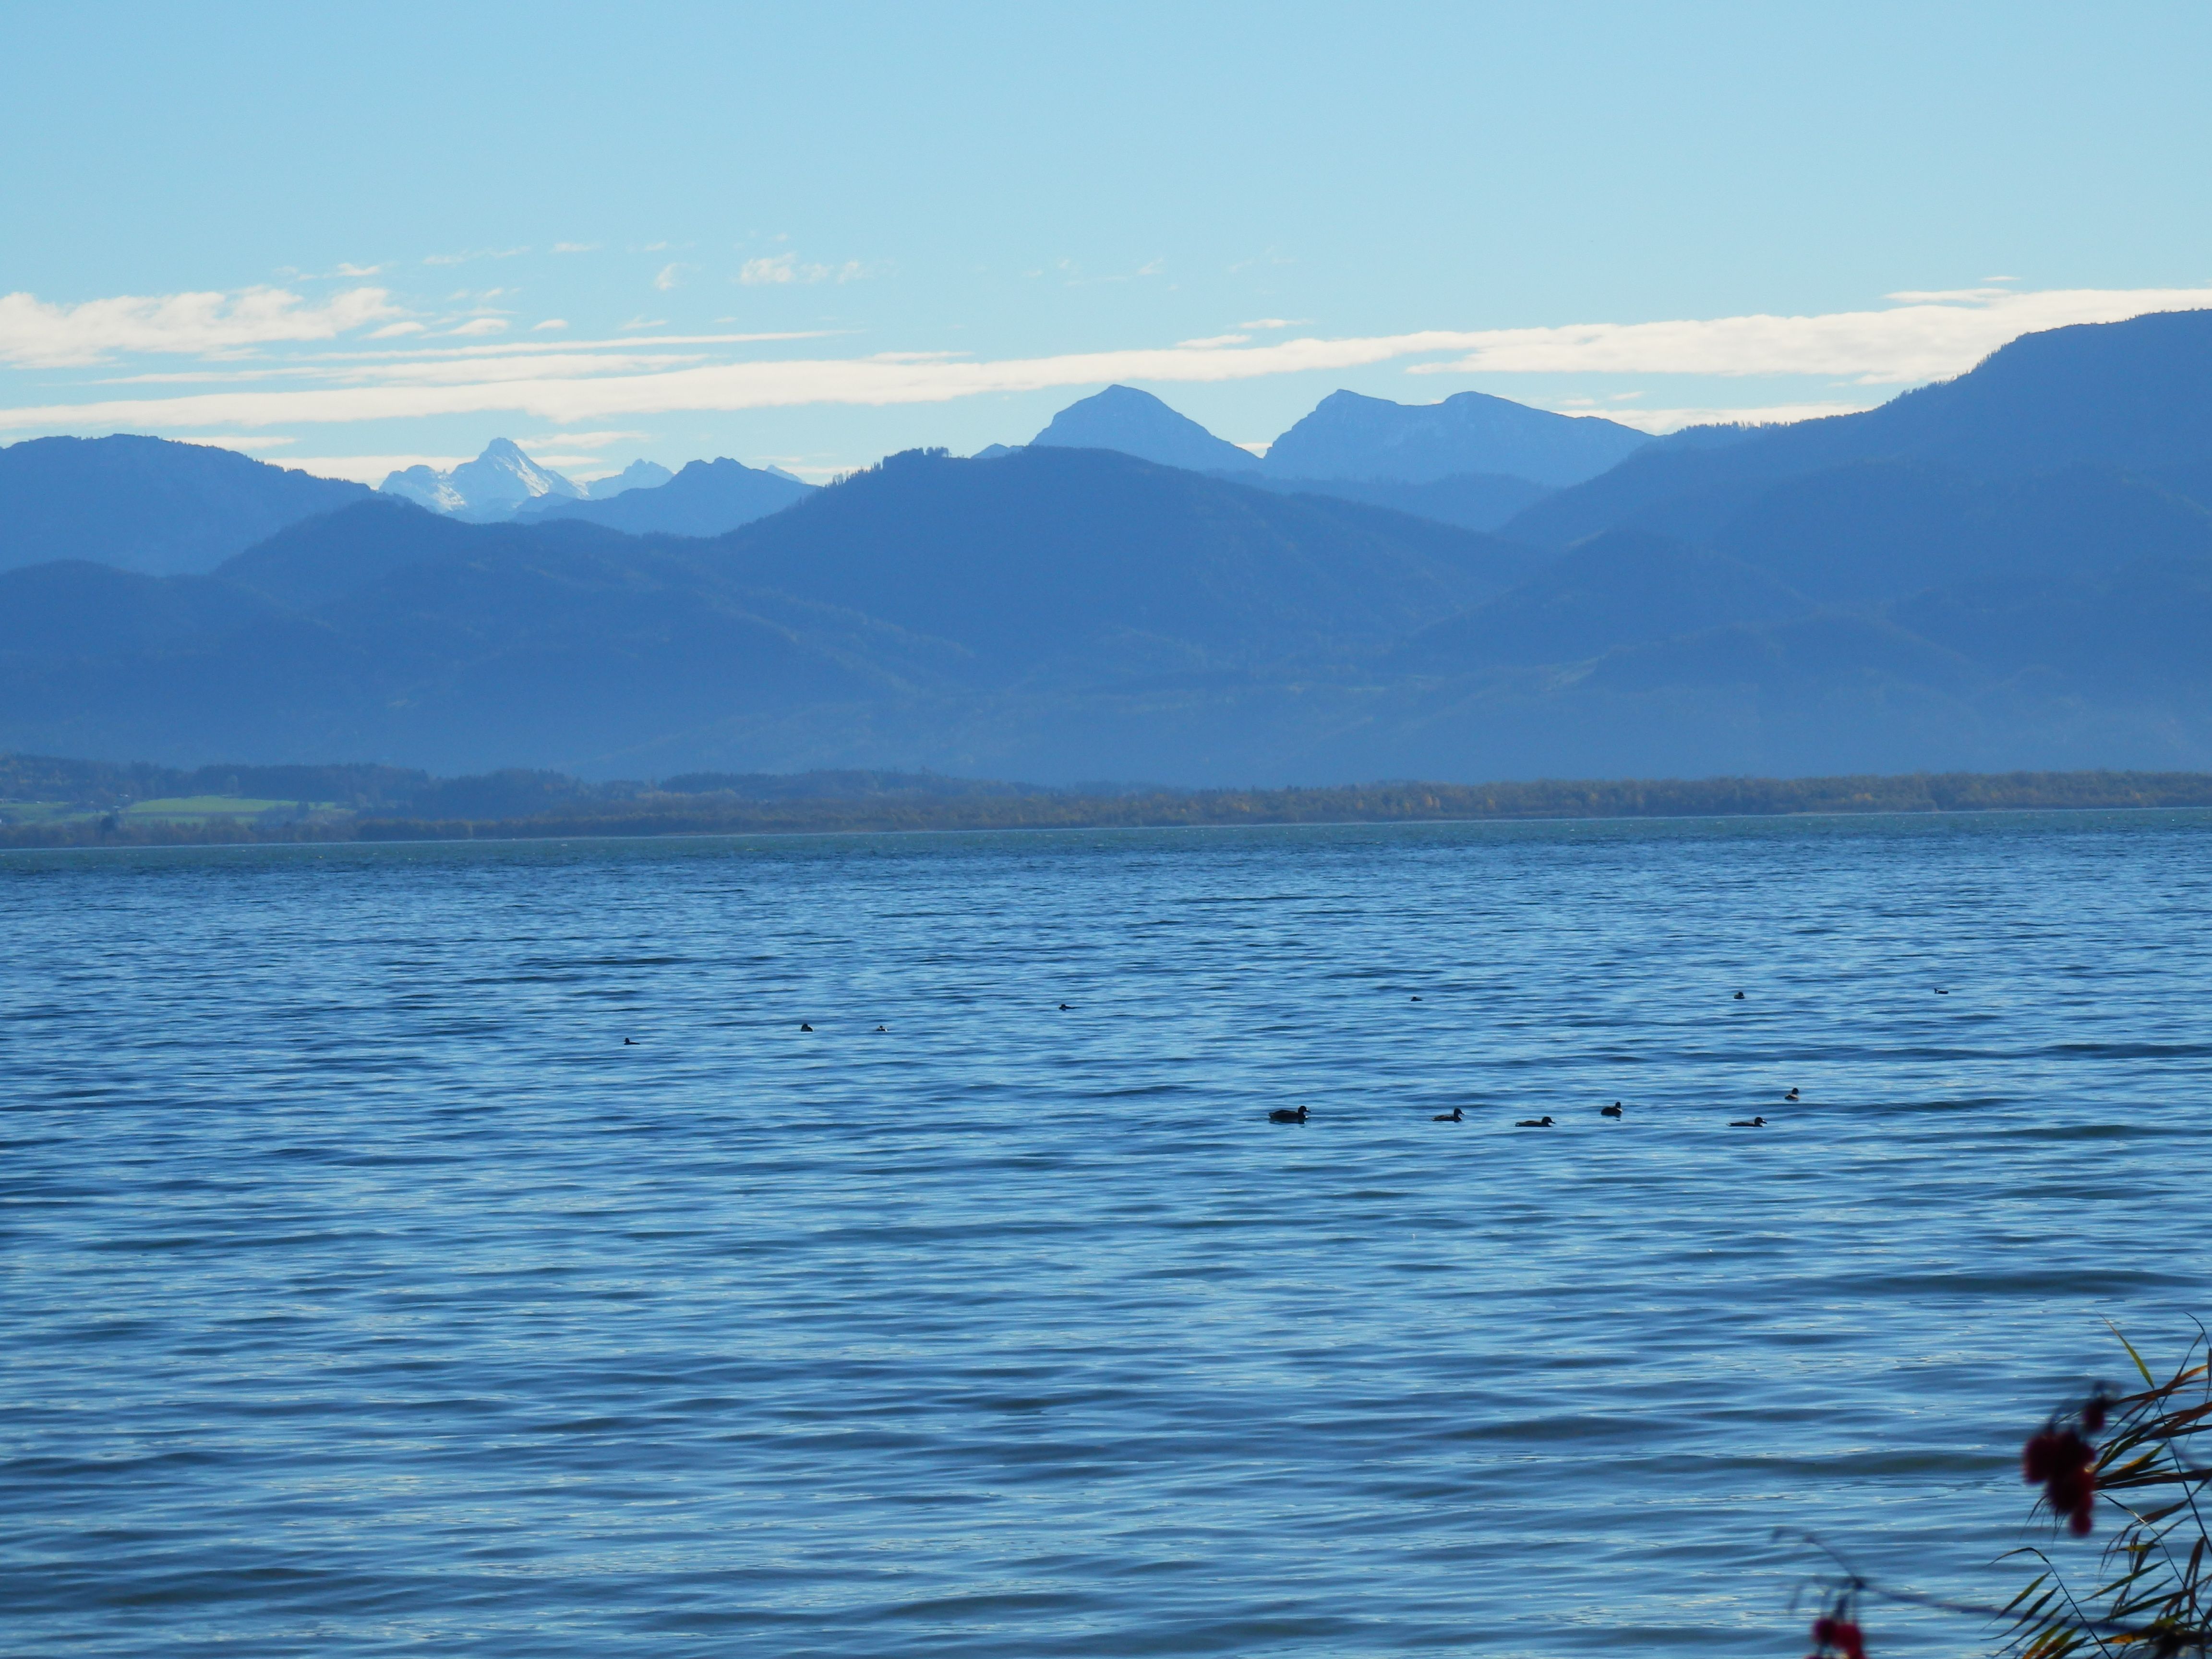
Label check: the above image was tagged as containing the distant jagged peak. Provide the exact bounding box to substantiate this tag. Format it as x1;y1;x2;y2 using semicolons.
1262;388;1649;488
1030;385;1259;474
380;437;584;519
582;458;673;500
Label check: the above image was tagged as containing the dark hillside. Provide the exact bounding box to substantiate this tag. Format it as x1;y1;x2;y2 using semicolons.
0;434;372;576
515;457;813;536
1506;308;2212;545
0;560;276;658
704;445;1538;674
1398;532;1806;671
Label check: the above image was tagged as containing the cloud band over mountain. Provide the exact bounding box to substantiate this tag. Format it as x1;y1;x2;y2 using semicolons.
3;283;2209;441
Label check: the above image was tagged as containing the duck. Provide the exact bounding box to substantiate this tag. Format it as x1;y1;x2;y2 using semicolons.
1783;1087;1800;1102
1730;1115;1768;1128
1268;1106;1310;1124
1411;994;1422;1001
1600;1102;1623;1118
624;1037;637;1046
874;1024;888;1033
1934;987;1949;995
799;1022;814;1033
1058;1003;1071;1011
1432;1106;1464;1122
1515;1115;1556;1128
1733;990;1746;1000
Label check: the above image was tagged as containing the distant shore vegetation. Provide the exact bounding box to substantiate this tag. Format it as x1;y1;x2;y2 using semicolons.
4;753;2212;850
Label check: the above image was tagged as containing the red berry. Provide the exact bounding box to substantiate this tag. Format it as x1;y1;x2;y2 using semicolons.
2081;1398;2107;1433
2023;1430;2059;1482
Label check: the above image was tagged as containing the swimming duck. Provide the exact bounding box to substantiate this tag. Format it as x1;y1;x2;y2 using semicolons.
1268;1106;1310;1124
1730;1115;1767;1128
1784;1087;1799;1102
1515;1115;1556;1128
1432;1106;1464;1121
624;1037;637;1046
874;1024;888;1033
1600;1102;1623;1118
1935;987;1949;995
1733;990;1746;1000
799;1022;814;1033
1411;995;1422;1001
1058;1003;1071;1010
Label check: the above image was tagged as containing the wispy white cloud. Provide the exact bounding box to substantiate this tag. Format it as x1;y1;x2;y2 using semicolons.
653;263;692;292
552;242;599;254
737;253;866;286
1238;317;1313;330
533;319;569;331
9;286;2208;436
445;317;509;337
517;429;651;449
1407;286;2212;385
266;453;473;484
0;285;399;368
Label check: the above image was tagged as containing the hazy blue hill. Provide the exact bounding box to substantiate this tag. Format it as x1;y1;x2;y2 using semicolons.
1843;309;2212;474
1506;308;2212;545
1584;611;1981;698
583;459;673;500
216;497;481;608
0;530;951;773
514;457;814;535
1396;531;1807;670
704;445;1538;673
1894;547;2212;695
0;434;373;577
2151;457;2212;511
0;560;276;658
1500;426;1819;546
13;376;2212;782
1261;389;1648;487
1029;385;1261;474
1228;470;1554;532
1709;462;2212;608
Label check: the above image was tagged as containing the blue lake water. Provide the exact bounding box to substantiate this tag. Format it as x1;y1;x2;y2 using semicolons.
5;813;2211;1658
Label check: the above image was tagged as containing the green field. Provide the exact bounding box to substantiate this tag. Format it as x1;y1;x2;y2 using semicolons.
121;796;323;820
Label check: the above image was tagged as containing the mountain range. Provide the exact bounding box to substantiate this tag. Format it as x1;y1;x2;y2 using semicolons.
1000;382;1646;531
0;435;372;576
6;308;2212;784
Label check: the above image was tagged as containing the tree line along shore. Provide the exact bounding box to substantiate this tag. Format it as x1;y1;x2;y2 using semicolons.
4;762;2212;850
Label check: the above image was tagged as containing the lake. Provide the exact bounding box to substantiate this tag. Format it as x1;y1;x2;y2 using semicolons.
5;813;2209;1658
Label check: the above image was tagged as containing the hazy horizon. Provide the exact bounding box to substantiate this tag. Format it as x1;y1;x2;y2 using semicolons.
7;1;2212;483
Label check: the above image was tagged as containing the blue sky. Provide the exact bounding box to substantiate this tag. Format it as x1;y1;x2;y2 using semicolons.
3;0;2209;483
